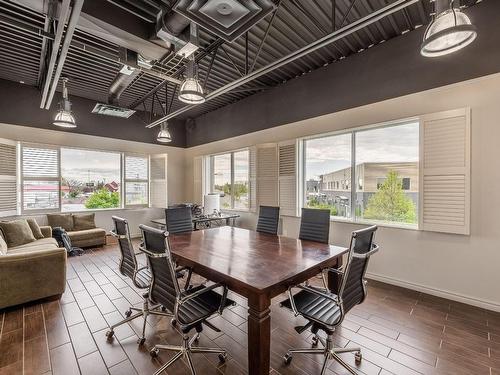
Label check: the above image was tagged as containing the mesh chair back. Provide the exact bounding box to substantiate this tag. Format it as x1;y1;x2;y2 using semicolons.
165;206;193;234
139;225;180;313
339;225;378;314
299;208;330;243
256;206;280;235
112;216;137;280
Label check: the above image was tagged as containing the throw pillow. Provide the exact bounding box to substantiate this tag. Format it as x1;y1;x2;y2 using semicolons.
72;213;96;231
27;218;44;239
0;219;36;248
0;232;7;255
47;213;74;231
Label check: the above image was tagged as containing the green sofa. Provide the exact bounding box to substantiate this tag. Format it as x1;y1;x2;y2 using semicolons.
47;213;106;248
0;225;66;309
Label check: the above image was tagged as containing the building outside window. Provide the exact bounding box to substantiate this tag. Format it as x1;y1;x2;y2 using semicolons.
303;121;419;225
210;149;250;210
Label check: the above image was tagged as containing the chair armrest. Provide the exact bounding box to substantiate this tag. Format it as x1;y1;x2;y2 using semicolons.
179;282;228;314
40;226;52;238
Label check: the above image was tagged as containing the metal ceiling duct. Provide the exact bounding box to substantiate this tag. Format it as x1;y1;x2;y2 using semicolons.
156;10;198;57
147;0;420;128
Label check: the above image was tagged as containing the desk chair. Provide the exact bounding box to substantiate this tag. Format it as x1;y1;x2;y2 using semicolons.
165;206;193;234
280;225;379;375
299;208;330;243
105;216;172;345
139;225;234;375
256;205;280;235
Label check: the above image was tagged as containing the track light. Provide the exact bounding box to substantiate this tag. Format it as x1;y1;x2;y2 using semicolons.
53;77;76;128
421;0;477;58
178;56;205;104
157;122;172;143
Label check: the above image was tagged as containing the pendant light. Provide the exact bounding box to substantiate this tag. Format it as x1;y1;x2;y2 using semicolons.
157;122;172;143
178;55;205;104
53;77;76;128
421;0;477;58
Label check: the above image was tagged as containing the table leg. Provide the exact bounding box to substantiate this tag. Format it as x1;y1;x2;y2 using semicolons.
247;294;271;375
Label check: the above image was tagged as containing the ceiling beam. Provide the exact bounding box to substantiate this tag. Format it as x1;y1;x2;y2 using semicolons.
146;0;419;128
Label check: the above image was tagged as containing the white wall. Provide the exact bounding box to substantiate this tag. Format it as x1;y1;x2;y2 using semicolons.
183;73;500;312
0;123;187;236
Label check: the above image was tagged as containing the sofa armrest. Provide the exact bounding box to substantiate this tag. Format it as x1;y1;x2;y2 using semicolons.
0;247;66;309
40;226;52;238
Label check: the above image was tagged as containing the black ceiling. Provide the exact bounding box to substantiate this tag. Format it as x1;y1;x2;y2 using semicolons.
0;0;483;132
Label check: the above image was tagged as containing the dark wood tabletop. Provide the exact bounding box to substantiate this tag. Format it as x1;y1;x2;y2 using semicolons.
169;226;348;375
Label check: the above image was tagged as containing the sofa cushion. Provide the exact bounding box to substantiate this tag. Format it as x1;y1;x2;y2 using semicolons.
0;233;7;255
47;213;74;231
0;220;36;248
68;228;106;242
7;237;59;254
72;213;96;231
27;218;44;239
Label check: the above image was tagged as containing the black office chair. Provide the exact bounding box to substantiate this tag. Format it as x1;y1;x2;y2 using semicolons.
165;206;193;234
139;225;234;375
256;205;280;235
299;208;330;243
105;216;172;345
280;225;379;375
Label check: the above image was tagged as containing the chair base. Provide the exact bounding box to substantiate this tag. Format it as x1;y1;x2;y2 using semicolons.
150;333;227;375
284;334;362;375
105;295;173;345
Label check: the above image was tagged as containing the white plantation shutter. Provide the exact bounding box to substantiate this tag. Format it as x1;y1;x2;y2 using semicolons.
150;154;167;208
278;140;298;216
193;156;203;204
21;144;60;212
124;154;149;207
0;139;18;217
256;144;278;207
249;146;257;212
419;108;471;235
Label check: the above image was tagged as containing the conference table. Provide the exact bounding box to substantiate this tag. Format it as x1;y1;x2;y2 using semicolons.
151;213;239;230
169;226;348;375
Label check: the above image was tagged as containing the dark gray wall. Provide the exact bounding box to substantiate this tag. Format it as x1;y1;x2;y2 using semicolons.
0;79;186;147
188;0;500;147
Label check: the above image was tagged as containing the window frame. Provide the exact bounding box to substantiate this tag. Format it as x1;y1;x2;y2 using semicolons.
124;153;150;208
21;143;61;214
300;117;420;230
19;142;153;214
208;148;251;211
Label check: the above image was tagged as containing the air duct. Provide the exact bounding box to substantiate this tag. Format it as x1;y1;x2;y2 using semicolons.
108;48;140;106
156;11;199;57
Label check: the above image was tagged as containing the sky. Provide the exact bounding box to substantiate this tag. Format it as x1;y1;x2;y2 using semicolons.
213;150;249;186
305;122;419;180
61;148;121;183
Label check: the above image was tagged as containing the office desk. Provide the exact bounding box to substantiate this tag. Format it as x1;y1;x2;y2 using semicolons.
169;226;348;375
151;213;239;230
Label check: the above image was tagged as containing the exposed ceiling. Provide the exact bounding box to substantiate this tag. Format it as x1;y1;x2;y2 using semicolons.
0;0;482;128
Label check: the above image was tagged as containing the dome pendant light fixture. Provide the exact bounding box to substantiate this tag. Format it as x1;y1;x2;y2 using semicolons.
53;77;76;128
178;56;205;104
421;0;477;58
157;122;172;143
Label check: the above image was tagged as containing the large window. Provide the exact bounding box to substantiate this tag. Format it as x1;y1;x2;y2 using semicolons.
61;148;121;211
20;143;151;213
210;149;250;210
303;121;419;226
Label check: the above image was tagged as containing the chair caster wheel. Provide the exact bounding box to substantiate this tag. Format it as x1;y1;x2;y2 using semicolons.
171;319;177;327
194;333;200;342
311;336;319;347
284;352;292;365
150;348;159;358
105;330;114;339
218;353;227;363
161;306;167;312
125;309;132;318
137;337;146;345
355;351;362;364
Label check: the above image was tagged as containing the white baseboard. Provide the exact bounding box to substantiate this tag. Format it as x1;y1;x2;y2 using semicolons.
366;272;500;313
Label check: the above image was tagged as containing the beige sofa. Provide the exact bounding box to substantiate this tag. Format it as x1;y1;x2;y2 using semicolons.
0;226;66;309
47;213;106;248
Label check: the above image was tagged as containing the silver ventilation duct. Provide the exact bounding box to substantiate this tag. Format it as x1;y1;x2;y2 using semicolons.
156;11;199;57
